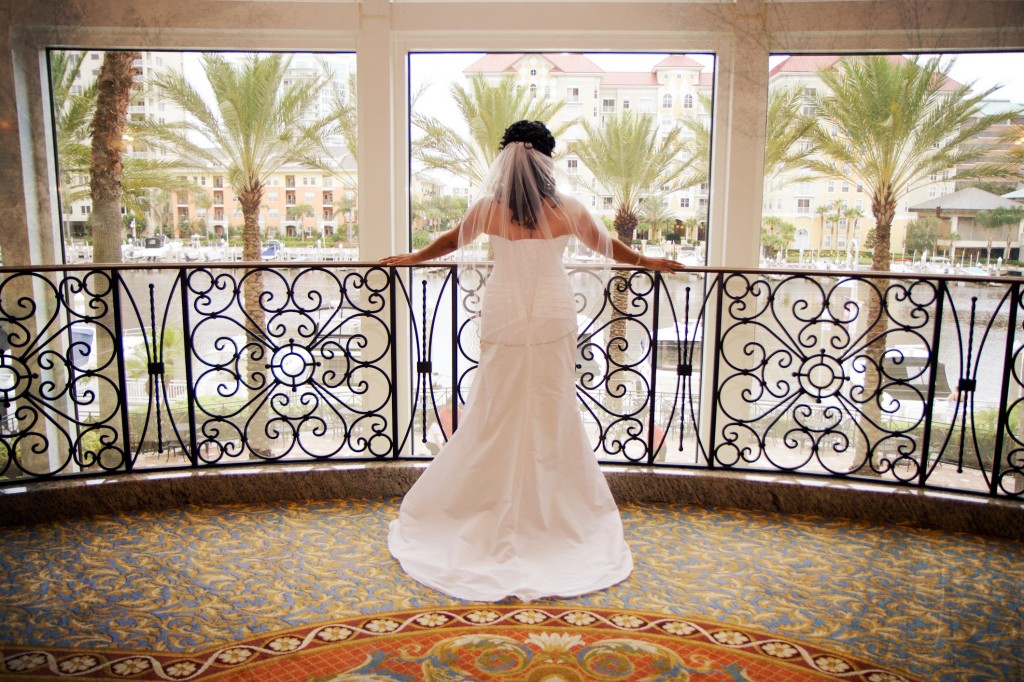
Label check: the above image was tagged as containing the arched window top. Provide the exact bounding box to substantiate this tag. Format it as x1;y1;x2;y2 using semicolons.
683;93;694;109
662;93;672;108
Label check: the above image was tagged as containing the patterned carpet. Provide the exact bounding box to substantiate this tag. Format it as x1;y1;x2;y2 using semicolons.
0;498;1020;681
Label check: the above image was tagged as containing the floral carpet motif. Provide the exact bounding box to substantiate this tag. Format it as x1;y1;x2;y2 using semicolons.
0;606;921;681
0;498;1020;681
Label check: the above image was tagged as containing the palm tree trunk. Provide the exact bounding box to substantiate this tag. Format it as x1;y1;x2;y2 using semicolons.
857;188;896;478
608;209;638;451
91;51;137;264
238;183;270;458
90;51;139;469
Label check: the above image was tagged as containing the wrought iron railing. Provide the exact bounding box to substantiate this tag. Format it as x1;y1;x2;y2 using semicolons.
0;261;1021;499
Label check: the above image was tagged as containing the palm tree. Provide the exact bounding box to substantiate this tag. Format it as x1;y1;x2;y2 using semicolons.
806;55;1020;475
571;110;689;242
677;87;817;191
815;204;831;253
760;216;796;260
413;73;571;187
809;55;1022;273
144;52;336;304
843;206;865;263
976;206;1024;263
50;50;195;249
144;53;338;457
570;110;691;418
639;196;675;244
287;203;315;239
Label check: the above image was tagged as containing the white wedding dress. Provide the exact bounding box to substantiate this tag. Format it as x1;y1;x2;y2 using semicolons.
388;235;633;602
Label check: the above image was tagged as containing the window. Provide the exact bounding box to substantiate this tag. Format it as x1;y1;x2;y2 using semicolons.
269;208;279;218
622;99;630;110
566;87;580;103
841;181;850;192
602;196;614;209
529;84;537;98
855;200;863;210
602;98;615;113
824;234;832;247
81;205;91;214
827;180;835;192
322;176;332;189
662;93;672;108
797;199;811;213
802;105;815;116
928;186;937;197
680;197;690;208
268;192;278;202
699;182;709;194
698;197;708;209
683;93;693;109
567;159;578;175
661;116;673;128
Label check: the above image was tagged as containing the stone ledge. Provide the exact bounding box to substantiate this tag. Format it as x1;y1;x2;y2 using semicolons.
0;462;1019;540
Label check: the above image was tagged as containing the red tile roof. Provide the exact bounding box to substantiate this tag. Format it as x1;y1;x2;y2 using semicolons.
653;55;705;69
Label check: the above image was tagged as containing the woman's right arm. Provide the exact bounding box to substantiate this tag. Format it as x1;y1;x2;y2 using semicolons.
379;225;461;267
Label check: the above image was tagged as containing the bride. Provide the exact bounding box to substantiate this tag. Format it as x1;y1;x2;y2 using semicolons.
381;120;684;602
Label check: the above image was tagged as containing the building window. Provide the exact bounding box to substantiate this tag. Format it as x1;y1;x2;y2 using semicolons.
622;99;630;110
322;176;332;189
827;180;835;192
529;84;537;98
602;98;615;113
683;93;693;109
680;197;690;208
566;87;580;103
662;93;672;108
841;181;850;192
797;199;811;213
698;197;708;209
268;192;278;202
304;192;314;202
567;159;578;175
602;196;614;209
81;205;91;214
928;186;937;197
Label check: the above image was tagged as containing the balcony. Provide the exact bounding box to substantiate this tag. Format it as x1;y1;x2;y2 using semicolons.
0;260;1020;501
0;260;1020;681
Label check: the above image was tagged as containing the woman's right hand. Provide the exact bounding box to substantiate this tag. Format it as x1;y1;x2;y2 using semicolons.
379;253;421;267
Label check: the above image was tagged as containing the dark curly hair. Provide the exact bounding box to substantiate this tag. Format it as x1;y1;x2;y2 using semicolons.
497;120;559;228
499;120;556;157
